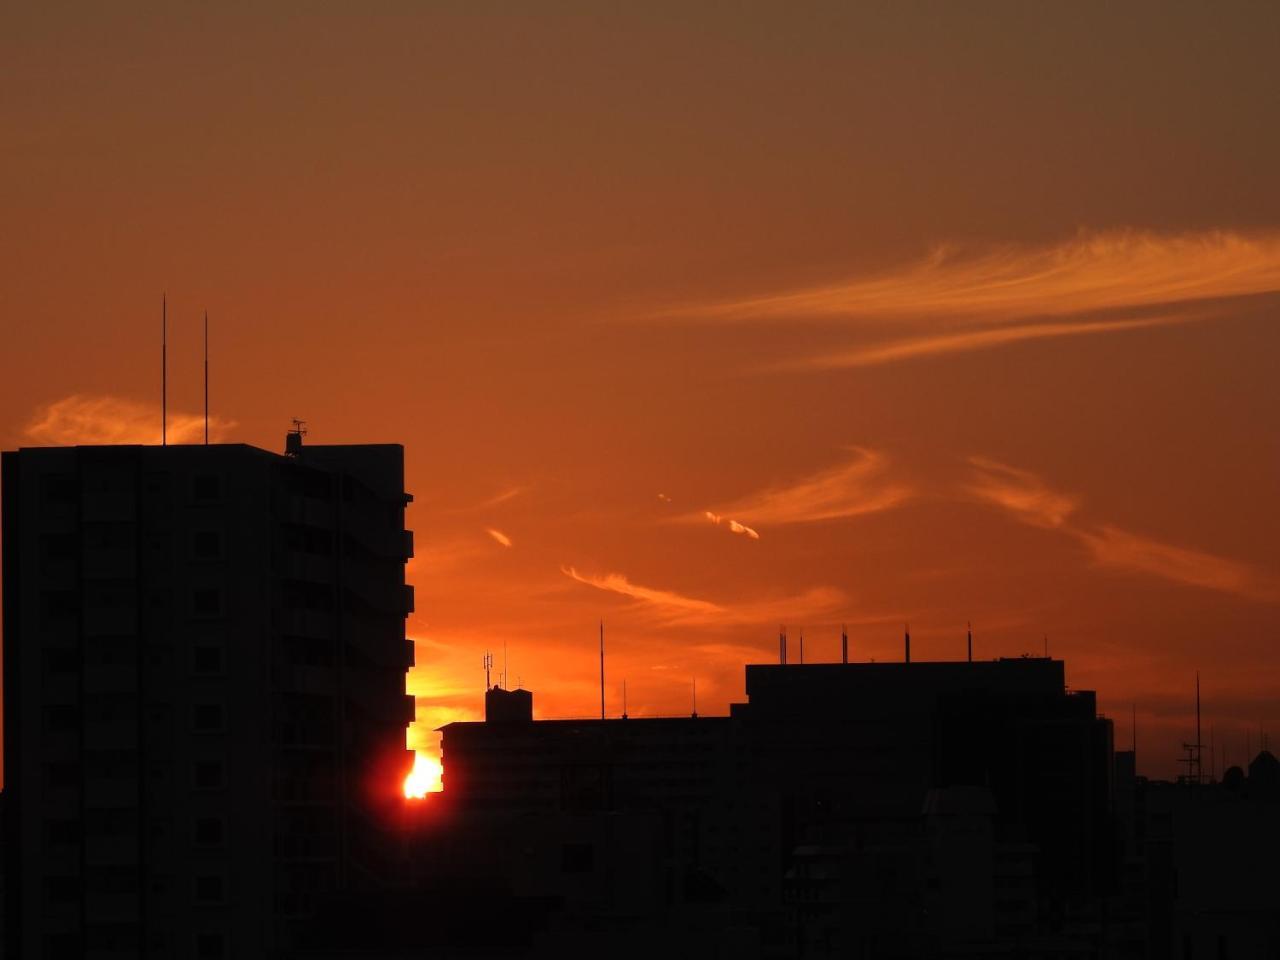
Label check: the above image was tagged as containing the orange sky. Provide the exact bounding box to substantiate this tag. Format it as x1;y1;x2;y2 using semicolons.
3;3;1279;780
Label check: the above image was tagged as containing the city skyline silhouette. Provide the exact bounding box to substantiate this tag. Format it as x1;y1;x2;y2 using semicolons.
2;3;1280;957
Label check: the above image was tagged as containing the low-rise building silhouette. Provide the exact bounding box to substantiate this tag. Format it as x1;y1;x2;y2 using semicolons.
430;655;1116;958
2;433;415;959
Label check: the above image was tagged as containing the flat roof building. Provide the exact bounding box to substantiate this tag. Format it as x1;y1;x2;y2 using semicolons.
2;434;416;959
436;655;1116;957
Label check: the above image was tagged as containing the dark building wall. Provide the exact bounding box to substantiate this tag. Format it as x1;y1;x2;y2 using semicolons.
2;440;415;960
738;659;1115;902
436;657;1118;956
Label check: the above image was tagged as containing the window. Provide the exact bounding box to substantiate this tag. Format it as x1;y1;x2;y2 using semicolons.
45;762;79;788
46;875;82;903
193;761;225;791
44;704;80;732
194;817;225;848
195;933;226;959
45;820;81;845
561;842;594;874
192;588;223;618
192;475;221;501
43;648;80;674
193;645;223;675
40;473;77;504
193;703;225;733
194;875;224;904
42;590;79;620
192;530;222;560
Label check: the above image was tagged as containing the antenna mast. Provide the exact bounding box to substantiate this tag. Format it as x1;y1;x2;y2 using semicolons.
161;294;167;446
1196;671;1202;785
904;623;911;664
484;651;493;690
203;310;209;444
841;624;848;664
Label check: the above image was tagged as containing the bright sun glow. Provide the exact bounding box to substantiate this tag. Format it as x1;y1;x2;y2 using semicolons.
404;752;443;798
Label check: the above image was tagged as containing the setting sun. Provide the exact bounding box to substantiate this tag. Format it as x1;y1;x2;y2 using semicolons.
404;752;443;798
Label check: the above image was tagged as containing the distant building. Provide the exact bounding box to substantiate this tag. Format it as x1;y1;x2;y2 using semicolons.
432;656;1117;958
2;433;416;959
1138;752;1280;960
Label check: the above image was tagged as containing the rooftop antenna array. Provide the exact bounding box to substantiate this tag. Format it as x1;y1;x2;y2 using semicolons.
286;419;307;456
779;626;787;665
904;623;911;664
1178;671;1204;785
841;624;848;664
483;651;493;691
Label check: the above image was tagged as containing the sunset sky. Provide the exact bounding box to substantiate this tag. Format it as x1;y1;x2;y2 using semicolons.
3;3;1278;780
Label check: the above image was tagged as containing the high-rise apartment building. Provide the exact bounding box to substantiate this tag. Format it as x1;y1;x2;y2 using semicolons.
2;433;416;959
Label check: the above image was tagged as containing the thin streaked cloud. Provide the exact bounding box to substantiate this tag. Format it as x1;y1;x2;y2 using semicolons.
1077;526;1279;602
24;394;236;446
486;528;513;548
562;566;845;626
966;457;1079;529
562;566;725;621
966;457;1279;602
769;315;1186;371
679;230;1280;324
668;230;1280;369
706;448;911;528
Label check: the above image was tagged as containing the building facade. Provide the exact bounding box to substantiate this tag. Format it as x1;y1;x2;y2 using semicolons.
2;436;416;959
433;657;1117;958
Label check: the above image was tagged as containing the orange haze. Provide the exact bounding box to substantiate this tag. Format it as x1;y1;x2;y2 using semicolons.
3;5;1279;783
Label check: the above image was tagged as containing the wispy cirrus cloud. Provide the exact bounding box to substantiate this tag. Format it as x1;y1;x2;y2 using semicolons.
966;457;1280;602
682;230;1280;324
24;394;236;446
670;230;1280;369
563;566;724;620
1076;526;1280;602
486;528;513;548
561;566;844;626
965;456;1079;529
768;315;1187;371
704;448;911;528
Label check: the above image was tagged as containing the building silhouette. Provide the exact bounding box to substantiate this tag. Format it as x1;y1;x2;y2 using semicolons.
1;433;415;959
418;656;1117;958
